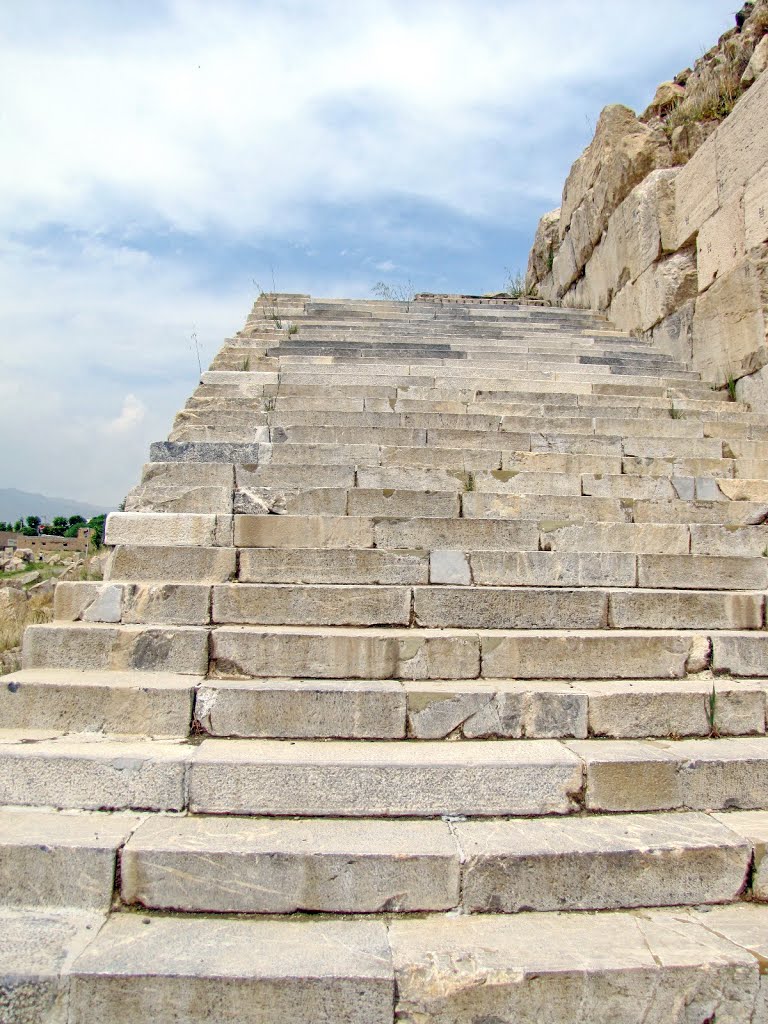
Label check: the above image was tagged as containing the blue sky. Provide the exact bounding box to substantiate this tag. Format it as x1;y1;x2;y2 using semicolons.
0;0;735;507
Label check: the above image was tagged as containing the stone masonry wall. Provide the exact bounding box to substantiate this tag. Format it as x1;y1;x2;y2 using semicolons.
526;2;768;408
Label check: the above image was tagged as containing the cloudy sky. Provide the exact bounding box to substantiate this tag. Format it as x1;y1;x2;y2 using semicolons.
1;0;734;508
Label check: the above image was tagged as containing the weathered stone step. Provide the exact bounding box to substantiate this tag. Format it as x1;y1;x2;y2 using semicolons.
4;731;768;815
4;670;765;741
206;625;768;680
113;810;754;915
6;903;766;1023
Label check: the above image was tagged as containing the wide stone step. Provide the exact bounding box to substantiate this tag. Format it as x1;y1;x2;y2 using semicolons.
3;670;766;740
5;904;766;1024
113;810;755;915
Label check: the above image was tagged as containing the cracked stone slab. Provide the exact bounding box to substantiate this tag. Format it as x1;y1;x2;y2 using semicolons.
389;907;765;1024
67;915;393;1024
121;815;458;913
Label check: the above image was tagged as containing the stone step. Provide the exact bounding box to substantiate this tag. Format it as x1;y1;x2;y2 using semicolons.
12;874;765;1009
4;669;764;741
114;810;754;915
4;731;768;816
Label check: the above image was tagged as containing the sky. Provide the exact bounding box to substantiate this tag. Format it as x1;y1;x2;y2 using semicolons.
0;0;736;508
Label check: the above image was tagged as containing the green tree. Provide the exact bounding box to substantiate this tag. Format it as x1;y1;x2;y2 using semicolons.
22;515;41;537
47;516;69;537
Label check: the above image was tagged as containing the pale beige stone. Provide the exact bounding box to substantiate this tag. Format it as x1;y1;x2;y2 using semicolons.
713;634;768;677
107;545;236;583
413;587;607;629
457;811;748;913
470;550;636;587
234;515;374;548
374;517;538;551
0;669;197;735
608;589;763;629
697;198;746;291
238;548;428;585
744;160;768;250
121;816;458;913
712;810;768;899
195;678;405;738
690;524;768;557
104;512;219;547
212;583;410;626
0;736;191;810
0;808;142;909
69;916;394;1024
674;131;720;248
637;553;768;590
211;626;480;680
189;738;582;816
585;679;767;738
661;737;768;810
541;522;689;554
567;739;683;811
390;908;761;1024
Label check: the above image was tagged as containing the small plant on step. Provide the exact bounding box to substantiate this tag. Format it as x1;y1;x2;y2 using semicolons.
706;683;719;738
287;323;299;336
242;355;251;371
669;403;683;419
726;374;737;401
464;472;476;493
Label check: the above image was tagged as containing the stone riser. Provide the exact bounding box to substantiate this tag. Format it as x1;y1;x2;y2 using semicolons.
3;734;768;816
104;512;768;560
20;622;768;681
1;807;762;916
3;670;766;740
53;581;768;632
106;545;768;591
6;903;766;1024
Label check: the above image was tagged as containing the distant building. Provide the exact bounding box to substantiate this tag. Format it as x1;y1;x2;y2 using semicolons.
0;527;90;555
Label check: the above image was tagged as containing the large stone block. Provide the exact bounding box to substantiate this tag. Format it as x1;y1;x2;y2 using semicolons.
107;545;236;583
189;738;583;816
697;198;746;292
691;249;768;383
121;816;458;913
610;250;698;333
68;916;394;1024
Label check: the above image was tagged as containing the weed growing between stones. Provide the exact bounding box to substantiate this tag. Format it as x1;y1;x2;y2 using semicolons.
706;683;719;737
669;404;684;419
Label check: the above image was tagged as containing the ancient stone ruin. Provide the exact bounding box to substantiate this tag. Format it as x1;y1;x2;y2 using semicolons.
3;5;768;1021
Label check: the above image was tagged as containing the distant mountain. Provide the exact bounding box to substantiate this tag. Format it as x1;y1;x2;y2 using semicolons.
0;488;113;524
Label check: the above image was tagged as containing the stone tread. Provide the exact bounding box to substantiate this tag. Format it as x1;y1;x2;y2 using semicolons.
2;904;767;1023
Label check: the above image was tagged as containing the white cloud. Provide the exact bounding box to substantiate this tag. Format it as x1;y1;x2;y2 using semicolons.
106;394;147;434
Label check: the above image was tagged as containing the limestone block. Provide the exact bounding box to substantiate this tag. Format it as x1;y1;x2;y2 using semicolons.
126;485;233;515
139;459;236;489
348;489;460;518
405;681;587;740
642;81;686;117
234;515;373;549
23;623;209;675
744;159;768;250
664;737;768;810
551;234;579;297
638;553;768;590
211;627;480;680
697;198;746;291
719;478;768;501
690;524;767;557
582;474;675;500
149;440;263;463
470;550;636;587
691;249;768;384
608;590;763;630
0;669;197;735
622;168;678;280
107;545;236;583
610;250;698;334
462;492;629;523
713;810;768;898
742;33;768;86
457;811;748;913
713;635;768;677
736;362;768;411
0;908;107;1024
540;522;689;555
121;816;458;913
674;132;719;248
188;738;583;816
567;739;683;811
481;633;701;680
0;808;142;909
413;587;607;630
374;517;538;552
195;678;406;739
643;298;695;365
429;549;471;585
238;548;429;585
120;584;212;626
390;909;761;1024
68;916;394;1024
0;736;191;810
714;67;768;206
211;583;411;626
586;680;767;738
105;512;219;548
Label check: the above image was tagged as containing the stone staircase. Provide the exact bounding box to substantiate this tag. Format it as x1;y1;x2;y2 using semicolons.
2;293;768;1023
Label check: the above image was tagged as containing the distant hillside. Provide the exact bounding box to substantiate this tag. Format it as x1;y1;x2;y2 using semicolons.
0;488;113;523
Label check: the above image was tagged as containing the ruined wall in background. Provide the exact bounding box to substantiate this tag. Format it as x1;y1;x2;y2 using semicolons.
526;1;768;407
